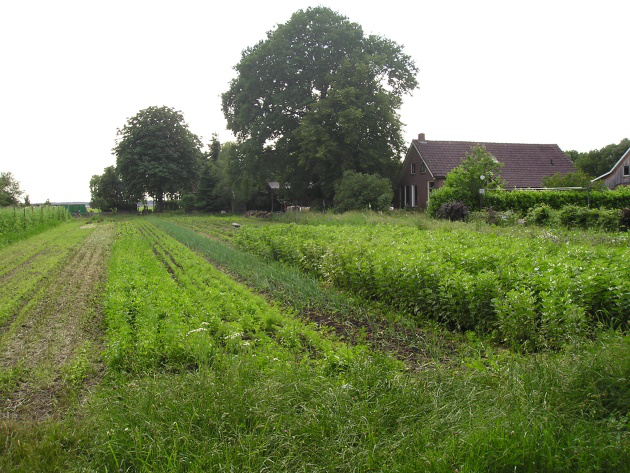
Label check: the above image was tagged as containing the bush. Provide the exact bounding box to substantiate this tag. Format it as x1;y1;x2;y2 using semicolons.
620;207;630;231
333;171;393;212
526;203;553;226
426;187;461;217
435;201;469;221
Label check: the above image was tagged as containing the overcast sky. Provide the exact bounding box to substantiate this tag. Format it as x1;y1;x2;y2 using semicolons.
1;0;628;203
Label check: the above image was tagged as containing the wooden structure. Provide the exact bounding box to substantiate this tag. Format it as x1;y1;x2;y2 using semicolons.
592;147;630;189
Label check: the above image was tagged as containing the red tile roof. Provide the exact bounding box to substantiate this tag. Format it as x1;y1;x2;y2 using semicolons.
412;140;575;188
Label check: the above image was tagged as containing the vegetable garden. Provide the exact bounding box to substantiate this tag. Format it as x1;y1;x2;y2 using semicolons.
1;215;628;471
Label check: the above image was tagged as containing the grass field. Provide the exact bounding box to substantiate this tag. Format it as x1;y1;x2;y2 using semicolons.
0;214;627;472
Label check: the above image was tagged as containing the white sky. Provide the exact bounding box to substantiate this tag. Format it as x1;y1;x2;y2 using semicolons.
1;0;628;203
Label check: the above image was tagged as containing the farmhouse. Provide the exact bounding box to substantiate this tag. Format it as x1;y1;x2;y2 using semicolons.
591;146;630;189
395;134;575;208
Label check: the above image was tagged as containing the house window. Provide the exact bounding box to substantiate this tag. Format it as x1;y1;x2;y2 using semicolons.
410;163;416;174
624;165;630;177
421;162;427;174
412;185;417;207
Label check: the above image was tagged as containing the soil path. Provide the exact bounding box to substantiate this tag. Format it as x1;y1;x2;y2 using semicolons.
0;224;114;421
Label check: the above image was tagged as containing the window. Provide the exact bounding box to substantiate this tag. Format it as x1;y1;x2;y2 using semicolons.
624;165;630;177
421;163;427;174
410;163;416;174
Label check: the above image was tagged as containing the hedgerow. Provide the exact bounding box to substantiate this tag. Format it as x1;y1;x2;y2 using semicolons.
484;186;630;213
233;223;629;350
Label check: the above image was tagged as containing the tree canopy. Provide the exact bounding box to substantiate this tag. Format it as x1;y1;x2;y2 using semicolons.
333;170;393;212
222;7;418;203
114;106;203;212
0;172;23;207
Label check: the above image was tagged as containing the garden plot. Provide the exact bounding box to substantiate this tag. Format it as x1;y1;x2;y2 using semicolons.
0;223;114;420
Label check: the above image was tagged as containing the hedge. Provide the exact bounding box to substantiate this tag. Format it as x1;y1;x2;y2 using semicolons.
483;186;630;213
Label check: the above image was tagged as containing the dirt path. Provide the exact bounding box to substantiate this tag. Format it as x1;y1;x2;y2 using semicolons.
0;224;114;421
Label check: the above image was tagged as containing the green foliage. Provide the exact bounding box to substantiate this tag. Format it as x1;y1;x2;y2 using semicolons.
568;138;630;177
428;146;504;217
232;223;630;348
558;205;621;231
89;166;137;212
0;172;23;207
542;170;605;189
332;170;393;212
0;206;70;246
114;106;203;212
485;186;630;213
526;203;553;226
435;201;469;221
443;145;504;210
222;6;417;202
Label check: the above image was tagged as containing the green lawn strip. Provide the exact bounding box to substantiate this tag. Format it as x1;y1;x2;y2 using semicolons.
65;333;628;471
151;217;457;365
0;223;91;331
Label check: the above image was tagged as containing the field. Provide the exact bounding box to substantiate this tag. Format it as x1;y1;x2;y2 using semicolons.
0;214;628;471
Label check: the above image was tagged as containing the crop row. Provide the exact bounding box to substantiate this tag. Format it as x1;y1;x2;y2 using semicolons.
232;224;630;350
104;221;374;373
0;223;89;331
0;206;70;245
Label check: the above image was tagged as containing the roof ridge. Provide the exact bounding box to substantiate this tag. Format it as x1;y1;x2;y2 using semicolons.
412;139;560;147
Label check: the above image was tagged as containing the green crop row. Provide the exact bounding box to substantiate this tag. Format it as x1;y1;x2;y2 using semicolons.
0;223;89;330
232;224;629;350
483;186;630;213
0;206;70;245
104;221;376;373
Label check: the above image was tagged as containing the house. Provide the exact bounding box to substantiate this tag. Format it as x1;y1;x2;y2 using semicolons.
395;133;575;208
591;147;630;189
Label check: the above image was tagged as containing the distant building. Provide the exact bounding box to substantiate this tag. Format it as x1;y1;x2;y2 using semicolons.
395;133;575;208
591;147;630;189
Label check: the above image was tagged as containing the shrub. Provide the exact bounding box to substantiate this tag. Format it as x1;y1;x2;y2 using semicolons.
558;205;590;229
620;207;630;231
426;187;461;217
435;201;469;221
526;203;553;226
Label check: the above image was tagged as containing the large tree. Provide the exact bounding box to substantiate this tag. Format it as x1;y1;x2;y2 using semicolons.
0;172;23;207
114;106;203;212
222;7;418;202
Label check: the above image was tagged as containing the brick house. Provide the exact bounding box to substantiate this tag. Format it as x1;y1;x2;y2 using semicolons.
395;133;575;208
591;147;630;189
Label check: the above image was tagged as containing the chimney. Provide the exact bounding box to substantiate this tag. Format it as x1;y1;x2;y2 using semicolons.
418;133;426;142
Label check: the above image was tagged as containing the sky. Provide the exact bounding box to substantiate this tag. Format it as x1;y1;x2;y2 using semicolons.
1;0;628;203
